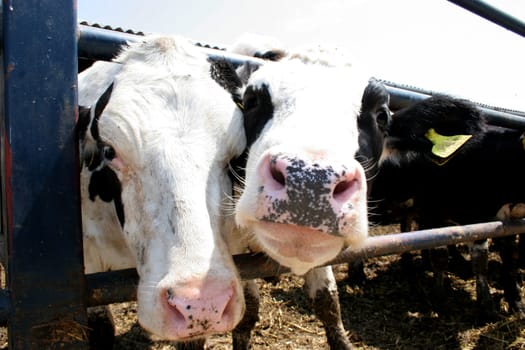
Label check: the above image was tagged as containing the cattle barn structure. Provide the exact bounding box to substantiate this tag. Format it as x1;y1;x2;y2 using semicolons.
1;0;525;348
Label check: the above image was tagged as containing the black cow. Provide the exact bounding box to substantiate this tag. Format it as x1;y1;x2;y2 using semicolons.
370;95;525;321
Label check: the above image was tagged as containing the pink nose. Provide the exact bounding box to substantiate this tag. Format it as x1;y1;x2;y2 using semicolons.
162;279;238;338
265;153;360;202
258;153;362;235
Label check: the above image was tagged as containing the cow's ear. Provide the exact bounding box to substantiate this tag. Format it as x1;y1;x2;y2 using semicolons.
209;58;245;108
424;128;472;165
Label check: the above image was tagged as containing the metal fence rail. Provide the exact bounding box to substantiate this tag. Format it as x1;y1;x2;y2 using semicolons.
77;23;525;130
83;219;525;306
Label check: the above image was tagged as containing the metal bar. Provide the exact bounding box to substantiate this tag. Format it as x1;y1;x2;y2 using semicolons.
78;24;525;130
384;84;428;111
78;25;140;61
82;219;525;306
85;269;138;307
384;84;525;129
77;24;262;67
330;219;525;266
448;0;525;38
2;1;88;348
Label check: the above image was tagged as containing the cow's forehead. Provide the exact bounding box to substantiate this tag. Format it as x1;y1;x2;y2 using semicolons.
96;71;241;168
248;61;366;126
249;60;367;108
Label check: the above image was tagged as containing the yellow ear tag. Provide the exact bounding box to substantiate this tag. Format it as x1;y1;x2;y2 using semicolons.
425;128;472;159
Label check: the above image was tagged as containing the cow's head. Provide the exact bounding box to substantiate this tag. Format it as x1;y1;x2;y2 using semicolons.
380;95;485;165
214;56;389;275
78;36;246;341
370;95;486;224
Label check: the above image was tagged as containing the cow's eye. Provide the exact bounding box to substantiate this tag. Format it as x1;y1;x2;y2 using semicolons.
376;108;391;132
103;145;116;161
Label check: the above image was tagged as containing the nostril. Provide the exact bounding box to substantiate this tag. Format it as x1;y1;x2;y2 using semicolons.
333;179;357;201
270;159;286;186
334;180;351;196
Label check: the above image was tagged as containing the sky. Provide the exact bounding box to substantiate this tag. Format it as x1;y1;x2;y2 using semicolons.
78;0;525;111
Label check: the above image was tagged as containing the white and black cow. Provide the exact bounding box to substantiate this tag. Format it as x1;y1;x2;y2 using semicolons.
212;45;391;349
78;36;247;346
370;95;525;322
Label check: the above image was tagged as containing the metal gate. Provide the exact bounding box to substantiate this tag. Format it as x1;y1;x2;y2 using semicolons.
1;0;525;348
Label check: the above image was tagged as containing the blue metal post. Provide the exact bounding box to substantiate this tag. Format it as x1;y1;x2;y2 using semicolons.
2;1;88;348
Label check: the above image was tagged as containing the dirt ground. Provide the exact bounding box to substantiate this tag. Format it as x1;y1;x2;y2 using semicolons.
2;225;525;349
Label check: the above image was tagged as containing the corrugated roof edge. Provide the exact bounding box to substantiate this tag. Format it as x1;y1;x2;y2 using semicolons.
78;21;225;50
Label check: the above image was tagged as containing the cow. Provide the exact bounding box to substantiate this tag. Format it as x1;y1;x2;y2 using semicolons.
211;42;391;349
78;35;247;347
369;94;525;322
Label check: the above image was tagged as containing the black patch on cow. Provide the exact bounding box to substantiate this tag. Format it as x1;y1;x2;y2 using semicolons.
91;83;114;141
229;83;274;185
243;84;274;148
89;166;125;227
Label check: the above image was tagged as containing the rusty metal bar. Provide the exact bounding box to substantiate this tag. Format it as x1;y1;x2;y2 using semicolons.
330;219;525;265
82;219;525;306
240;220;525;280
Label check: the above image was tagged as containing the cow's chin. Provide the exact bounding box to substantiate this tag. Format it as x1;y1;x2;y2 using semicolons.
252;221;346;275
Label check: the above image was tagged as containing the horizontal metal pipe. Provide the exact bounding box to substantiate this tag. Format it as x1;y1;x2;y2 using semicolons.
84;219;525;306
85;268;138;307
448;0;525;38
480;107;525;130
77;24;262;67
77;25;140;61
384;84;525;129
78;24;525;129
384;85;428;110
330;219;525;266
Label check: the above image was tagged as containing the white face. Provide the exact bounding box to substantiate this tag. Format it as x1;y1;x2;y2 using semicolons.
235;60;370;275
79;36;246;341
